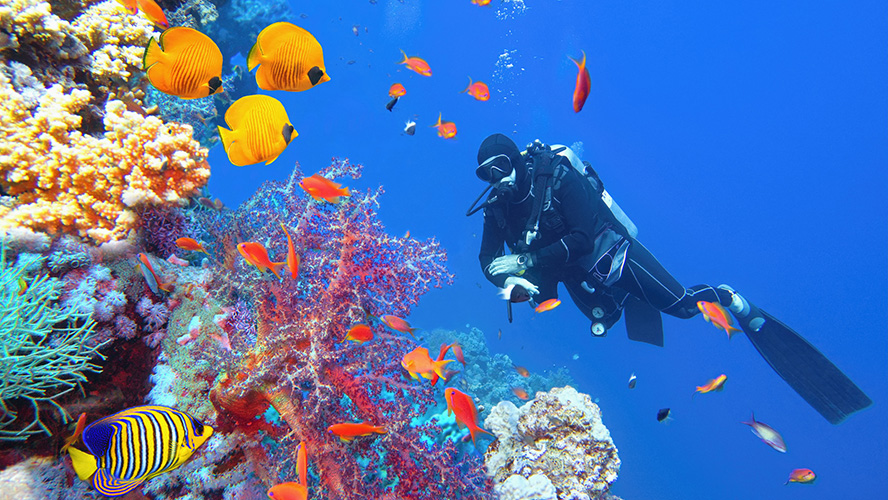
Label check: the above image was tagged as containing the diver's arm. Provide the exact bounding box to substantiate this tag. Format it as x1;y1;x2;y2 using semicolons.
528;169;598;266
479;209;510;288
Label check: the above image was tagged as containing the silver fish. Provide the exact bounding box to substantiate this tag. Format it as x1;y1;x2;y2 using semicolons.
403;120;416;136
628;372;637;389
742;412;786;453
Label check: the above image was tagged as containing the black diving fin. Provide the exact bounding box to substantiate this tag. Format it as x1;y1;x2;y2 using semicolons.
735;300;872;424
624;296;664;347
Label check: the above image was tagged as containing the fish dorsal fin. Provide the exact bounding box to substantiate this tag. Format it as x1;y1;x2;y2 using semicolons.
256;22;310;55
158;27;201;53
93;468;145;497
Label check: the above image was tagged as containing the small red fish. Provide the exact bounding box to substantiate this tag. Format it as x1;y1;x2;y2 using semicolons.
534;298;561;313
381;314;417;337
267;482;306;500
569;50;591;112
117;0;169;29
512;387;529;400
388;83;406;97
398;50;432;76
138;253;173;294
431;112;457;139
176;237;208;254
237;242;285;279
694;374;728;397
345;324;373;345
445;388;492;446
327;421;387;442
514;366;529;377
452;343;465;365
472;0;492;5
461;77;490;101
279;223;300;280
697;301;741;338
785;468;816;485
299;174;351;203
429;343;460;386
296;440;307;487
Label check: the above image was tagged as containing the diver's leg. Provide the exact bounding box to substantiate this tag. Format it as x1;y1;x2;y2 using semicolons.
522;268;558;307
614;239;734;319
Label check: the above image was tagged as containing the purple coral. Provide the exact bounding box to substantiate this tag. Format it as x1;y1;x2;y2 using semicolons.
137;297;170;332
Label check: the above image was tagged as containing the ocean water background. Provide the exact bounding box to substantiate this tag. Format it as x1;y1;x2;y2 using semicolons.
207;1;887;499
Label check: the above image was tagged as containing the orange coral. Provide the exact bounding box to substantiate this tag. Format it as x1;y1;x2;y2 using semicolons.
0;71;210;243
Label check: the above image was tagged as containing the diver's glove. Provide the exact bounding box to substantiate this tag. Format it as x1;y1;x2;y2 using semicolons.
487;253;534;276
504;276;539;296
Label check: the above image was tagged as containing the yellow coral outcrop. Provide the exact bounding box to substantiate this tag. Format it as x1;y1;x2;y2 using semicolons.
0;71;210;244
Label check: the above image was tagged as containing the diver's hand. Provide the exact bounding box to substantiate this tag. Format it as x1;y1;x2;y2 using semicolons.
504;276;539;296
487;254;530;276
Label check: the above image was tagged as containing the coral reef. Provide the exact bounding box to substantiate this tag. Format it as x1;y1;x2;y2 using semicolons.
485;386;621;500
0;68;210;243
0;246;102;440
136;159;493;499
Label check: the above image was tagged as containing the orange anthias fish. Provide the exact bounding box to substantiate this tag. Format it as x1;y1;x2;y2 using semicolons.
785;468;816;485
248;22;330;92
451;343;465;365
268;441;308;499
472;0;492;6
143;27;223;99
512;387;529;400
381;314;417;337
388;83;406;97
237;242;285;279
429;343;460;386
327;422;387;442
298;174;351;203
461;77;490;101
694;374;728;397
118;0;169;29
279;223;300;279
569;50;591;112
398;50;432;76
402;346;455;381
431;113;457;139
445;388;493;446
345;324;373;345
218;95;297;166
514;365;529;377
176;237;208;254
697;301;741;338
138;253;173;294
535;298;561;313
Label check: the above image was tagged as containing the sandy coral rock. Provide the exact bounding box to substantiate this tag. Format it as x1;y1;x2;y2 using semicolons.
0;71;210;244
484;386;621;500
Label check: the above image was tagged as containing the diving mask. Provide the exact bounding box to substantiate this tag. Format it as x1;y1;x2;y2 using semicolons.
475;154;513;183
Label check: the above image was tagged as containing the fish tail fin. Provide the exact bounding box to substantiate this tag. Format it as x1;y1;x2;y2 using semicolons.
269;262;286;280
461;76;473;93
432;359;455;380
247;42;262;71
158;280;174;293
143;36;164;70
217;126;235;153
406;326;418;339
398;49;408;64
67;447;99;481
727;325;742;338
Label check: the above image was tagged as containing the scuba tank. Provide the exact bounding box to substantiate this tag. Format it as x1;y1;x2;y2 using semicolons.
550;144;638;238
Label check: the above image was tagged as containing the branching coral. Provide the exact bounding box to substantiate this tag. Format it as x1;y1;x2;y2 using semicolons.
149;159;493;498
0;68;210;243
0;246;103;441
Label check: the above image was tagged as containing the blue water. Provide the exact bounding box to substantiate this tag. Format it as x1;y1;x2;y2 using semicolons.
208;1;888;499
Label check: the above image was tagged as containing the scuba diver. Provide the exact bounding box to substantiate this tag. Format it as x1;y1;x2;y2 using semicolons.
467;133;871;425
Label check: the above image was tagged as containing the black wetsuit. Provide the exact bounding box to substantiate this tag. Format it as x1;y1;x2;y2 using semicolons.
479;155;734;330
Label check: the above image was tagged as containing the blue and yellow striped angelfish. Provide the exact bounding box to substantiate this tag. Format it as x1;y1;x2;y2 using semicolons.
66;405;214;497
